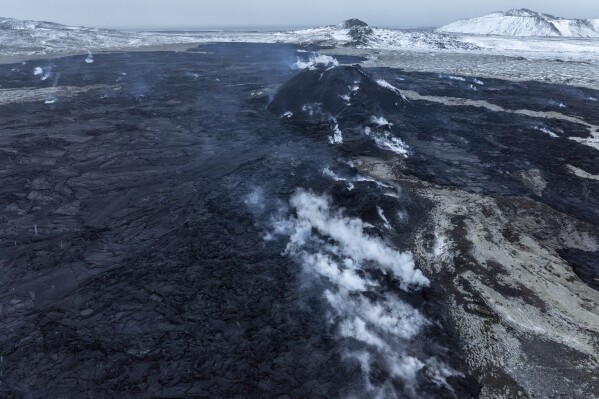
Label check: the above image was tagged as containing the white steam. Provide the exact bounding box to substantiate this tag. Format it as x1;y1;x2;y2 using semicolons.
244;187;266;213
286;191;428;288
300;104;344;145
329;122;344;144
371;116;393;127
364;126;411;157
85;50;94;64
268;190;427;391
322;164;395;190
253;188;461;396
294;54;339;71
378;206;392;229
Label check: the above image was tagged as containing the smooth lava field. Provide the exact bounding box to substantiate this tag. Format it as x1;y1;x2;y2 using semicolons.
0;43;598;398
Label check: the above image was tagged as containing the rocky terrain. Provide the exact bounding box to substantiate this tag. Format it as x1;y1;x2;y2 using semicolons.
0;41;598;398
269;59;599;397
357;157;599;398
4;16;599;64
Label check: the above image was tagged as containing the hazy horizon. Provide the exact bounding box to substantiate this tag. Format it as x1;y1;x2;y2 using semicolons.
2;1;599;30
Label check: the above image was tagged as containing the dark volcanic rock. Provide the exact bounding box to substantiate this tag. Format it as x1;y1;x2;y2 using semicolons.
558;248;599;291
340;19;374;46
269;64;405;121
0;43;475;399
269;62;599;231
268;64;408;153
269;61;599;225
340;19;370;29
1;42;598;399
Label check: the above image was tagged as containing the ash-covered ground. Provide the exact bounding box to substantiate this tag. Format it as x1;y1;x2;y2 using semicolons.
0;43;598;398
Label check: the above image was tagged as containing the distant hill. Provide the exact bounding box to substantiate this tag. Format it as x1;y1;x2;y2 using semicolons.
437;9;599;37
0;17;96;31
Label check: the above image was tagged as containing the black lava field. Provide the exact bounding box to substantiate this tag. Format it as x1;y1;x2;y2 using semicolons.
0;43;597;398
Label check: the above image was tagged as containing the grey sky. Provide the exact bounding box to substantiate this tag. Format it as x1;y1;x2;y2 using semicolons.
3;0;599;30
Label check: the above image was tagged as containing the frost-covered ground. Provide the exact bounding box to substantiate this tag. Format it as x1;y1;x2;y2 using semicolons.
0;20;206;58
3;17;598;92
2;16;599;64
325;48;599;89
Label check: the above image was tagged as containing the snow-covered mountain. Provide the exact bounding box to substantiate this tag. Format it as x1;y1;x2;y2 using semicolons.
0;17;68;30
280;19;479;50
0;16;210;57
437;9;599;37
0;17;480;57
1;15;599;62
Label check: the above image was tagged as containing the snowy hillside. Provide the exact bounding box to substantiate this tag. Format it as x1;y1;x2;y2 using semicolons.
1;16;599;63
0;17;68;30
438;9;599;37
0;17;210;56
276;19;479;51
0;17;481;57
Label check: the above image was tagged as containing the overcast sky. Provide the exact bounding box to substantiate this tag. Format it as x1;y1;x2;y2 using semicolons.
3;0;599;29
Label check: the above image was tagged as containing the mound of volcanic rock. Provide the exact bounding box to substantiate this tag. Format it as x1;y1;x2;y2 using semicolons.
268;63;411;154
269;64;406;126
340;19;374;46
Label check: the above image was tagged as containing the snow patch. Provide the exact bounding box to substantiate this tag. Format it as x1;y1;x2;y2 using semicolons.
569;131;599;152
433;232;449;258
566;164;599;181
376;79;408;101
534;126;558;138
376;79;399;93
